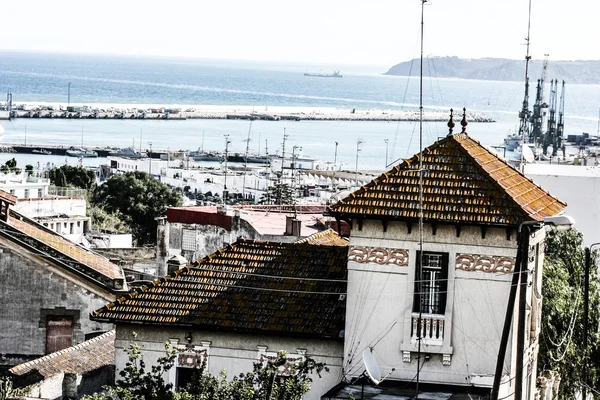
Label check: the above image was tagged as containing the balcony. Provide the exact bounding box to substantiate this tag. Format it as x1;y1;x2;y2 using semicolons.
411;313;445;346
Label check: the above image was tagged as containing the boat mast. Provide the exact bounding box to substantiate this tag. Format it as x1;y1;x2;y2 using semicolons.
416;1;427;398
518;0;533;170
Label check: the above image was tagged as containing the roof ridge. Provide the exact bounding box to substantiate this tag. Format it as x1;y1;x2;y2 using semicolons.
9;330;115;374
451;134;566;220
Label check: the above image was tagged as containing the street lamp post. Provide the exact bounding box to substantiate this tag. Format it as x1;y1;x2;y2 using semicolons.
384;139;389;168
492;215;574;400
333;141;338;172
355;140;363;186
148;142;152;175
583;242;600;400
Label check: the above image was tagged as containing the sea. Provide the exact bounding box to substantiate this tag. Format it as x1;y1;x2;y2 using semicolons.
1;50;599;171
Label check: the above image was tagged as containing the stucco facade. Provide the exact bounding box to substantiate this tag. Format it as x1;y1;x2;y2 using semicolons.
342;219;545;399
114;325;343;400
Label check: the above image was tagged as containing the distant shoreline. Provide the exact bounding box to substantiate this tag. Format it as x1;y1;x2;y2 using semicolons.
2;103;496;123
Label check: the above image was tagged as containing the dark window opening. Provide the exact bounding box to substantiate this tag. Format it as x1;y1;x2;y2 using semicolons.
413;251;449;315
176;367;196;390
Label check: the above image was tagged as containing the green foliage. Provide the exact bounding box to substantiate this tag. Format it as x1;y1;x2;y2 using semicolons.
0;158;20;174
259;184;294;205
92;171;182;245
50;165;96;190
83;341;328;400
55;169;67;187
0;376;29;400
87;204;132;234
539;229;600;398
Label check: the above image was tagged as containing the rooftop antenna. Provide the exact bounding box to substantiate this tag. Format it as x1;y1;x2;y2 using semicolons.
223;134;231;201
517;0;533;171
242;113;254;202
416;1;428;398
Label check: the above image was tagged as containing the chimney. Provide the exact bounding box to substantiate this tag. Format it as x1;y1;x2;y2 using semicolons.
285;216;294;235
291;219;302;237
155;216;170;278
167;255;188;275
62;372;78;399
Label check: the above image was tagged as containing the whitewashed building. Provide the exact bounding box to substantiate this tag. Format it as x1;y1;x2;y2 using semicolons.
325;127;566;399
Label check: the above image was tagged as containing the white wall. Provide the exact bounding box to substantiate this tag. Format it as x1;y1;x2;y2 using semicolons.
14;197;87;217
115;325;343;400
343;219;540;399
525;164;599;246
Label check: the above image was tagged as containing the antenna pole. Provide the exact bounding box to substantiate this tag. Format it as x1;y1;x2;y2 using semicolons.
518;0;533;170
416;2;427;399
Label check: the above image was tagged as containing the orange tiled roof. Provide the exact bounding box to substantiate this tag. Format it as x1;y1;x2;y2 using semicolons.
9;330;115;378
7;212;123;280
0;189;17;204
92;239;348;338
328;133;566;226
296;229;349;246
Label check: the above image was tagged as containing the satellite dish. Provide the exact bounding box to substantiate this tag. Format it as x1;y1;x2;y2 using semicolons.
362;348;382;385
522;144;535;163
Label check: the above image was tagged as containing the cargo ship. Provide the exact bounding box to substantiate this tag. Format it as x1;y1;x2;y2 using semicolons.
303;70;343;78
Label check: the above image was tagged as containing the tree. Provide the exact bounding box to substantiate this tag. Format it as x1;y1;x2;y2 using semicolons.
50;165;96;190
259;184;294;205
92;171;182;245
55;169;68;187
83;342;328;400
539;229;600;398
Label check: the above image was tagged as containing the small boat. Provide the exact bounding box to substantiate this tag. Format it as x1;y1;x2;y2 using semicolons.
32;149;52;155
108;147;147;158
304;70;343;78
66;148;98;157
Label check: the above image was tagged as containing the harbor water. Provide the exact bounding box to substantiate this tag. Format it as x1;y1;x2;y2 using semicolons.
1;51;600;170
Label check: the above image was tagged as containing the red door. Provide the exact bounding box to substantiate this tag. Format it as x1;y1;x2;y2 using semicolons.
46;315;73;354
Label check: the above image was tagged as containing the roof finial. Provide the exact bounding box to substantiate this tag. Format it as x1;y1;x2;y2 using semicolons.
461;107;468;133
447;108;455;137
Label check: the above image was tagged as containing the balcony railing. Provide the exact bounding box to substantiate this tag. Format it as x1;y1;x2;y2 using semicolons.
411;313;445;345
48;186;87;198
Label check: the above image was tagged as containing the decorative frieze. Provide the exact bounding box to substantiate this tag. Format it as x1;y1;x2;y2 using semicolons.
348;246;409;266
455;254;516;274
176;344;209;368
257;347;306;376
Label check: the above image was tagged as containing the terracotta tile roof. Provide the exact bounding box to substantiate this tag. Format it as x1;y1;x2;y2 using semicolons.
9;330;115;378
296;229;349;246
0;189;17;204
7;212;123;280
91;239;348;339
328;133;566;226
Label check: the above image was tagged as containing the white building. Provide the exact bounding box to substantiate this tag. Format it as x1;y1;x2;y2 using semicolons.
0;171;91;242
91;231;349;400
325;130;566;399
90;128;567;399
524;163;600;246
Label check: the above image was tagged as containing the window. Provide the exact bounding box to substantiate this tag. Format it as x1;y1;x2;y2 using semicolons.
38;188;43;198
176;367;196;389
24;189;29;198
413;252;449;315
9;189;15;195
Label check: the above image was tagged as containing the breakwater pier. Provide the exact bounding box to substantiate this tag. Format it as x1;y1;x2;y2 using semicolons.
1;104;496;123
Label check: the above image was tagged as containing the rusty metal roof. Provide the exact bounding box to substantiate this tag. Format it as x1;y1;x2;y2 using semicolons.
91;239;348;339
328;134;566;226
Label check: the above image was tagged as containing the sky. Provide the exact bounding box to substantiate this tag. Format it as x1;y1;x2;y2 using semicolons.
3;0;600;67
